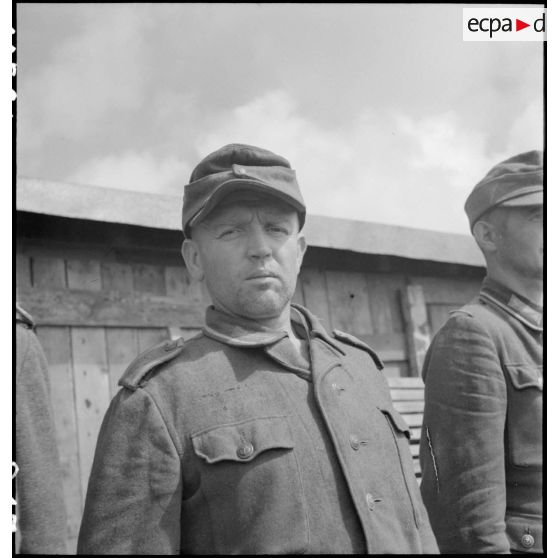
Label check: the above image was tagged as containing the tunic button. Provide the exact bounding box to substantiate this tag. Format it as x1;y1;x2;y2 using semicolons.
236;442;254;460
365;493;381;511
164;340;176;352
349;435;360;450
332;382;345;394
521;534;535;549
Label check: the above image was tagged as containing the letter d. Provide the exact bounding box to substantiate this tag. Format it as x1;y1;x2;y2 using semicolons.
534;13;545;32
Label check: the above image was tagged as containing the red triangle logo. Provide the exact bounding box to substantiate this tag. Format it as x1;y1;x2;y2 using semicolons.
516;19;530;31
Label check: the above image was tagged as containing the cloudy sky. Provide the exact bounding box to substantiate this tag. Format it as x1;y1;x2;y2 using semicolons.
16;3;544;234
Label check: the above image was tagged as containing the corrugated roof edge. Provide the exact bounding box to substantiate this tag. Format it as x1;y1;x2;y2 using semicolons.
16;177;484;267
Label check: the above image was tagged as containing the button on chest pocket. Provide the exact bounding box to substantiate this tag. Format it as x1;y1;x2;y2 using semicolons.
190;415;308;553
504;364;543;468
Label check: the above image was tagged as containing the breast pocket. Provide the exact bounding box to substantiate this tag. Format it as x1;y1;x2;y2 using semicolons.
189;415;308;553
504;364;543;468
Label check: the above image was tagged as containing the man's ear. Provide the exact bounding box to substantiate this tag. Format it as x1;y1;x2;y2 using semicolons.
296;233;307;271
472;220;499;254
181;239;204;282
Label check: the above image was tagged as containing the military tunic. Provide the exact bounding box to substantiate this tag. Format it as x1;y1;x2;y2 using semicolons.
419;278;543;553
15;305;67;554
78;304;438;554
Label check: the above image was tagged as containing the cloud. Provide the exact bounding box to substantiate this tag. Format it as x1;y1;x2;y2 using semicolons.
18;6;153;152
68;151;187;195
195;91;490;233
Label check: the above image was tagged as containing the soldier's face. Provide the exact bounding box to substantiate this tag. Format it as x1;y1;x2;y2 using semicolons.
183;194;306;322
493;205;543;280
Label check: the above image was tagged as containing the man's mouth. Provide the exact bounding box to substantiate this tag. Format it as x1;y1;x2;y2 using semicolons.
246;271;279;280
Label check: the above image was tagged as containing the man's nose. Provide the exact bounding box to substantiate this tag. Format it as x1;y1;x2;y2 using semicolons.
247;227;272;259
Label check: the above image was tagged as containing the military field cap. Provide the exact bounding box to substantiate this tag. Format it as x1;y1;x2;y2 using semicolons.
182;143;306;237
465;149;543;229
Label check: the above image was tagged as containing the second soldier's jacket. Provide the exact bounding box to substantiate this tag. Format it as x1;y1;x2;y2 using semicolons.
78;304;438;554
420;277;543;553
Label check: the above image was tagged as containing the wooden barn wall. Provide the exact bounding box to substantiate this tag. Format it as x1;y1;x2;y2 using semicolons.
16;237;482;553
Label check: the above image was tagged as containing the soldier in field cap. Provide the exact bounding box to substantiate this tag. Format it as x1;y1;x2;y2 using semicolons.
420;150;544;553
78;143;438;554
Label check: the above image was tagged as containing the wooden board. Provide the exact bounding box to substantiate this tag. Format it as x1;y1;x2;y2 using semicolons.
164;265;191;299
387;377;424;389
101;262;134;293
393;400;424;413
366;273;406;334
133;264;166;295
299;268;332;332
32;257;66;289
106;328;139;397
325;271;374;336
17;287;207;328
389;389;424;401
35;326;82;553
292;279;305;307
16;254;32;289
399;284;432;377
71;327;110;499
400;413;423;428
67;259;102;291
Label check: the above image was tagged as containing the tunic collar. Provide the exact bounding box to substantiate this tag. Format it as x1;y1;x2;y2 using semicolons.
203;303;345;354
479;277;543;332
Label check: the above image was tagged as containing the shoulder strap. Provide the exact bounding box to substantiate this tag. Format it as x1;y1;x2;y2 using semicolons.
331;329;384;371
119;337;186;391
15;304;35;330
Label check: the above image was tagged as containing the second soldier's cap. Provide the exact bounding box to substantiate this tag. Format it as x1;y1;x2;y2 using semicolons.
182;143;306;237
465;149;543;229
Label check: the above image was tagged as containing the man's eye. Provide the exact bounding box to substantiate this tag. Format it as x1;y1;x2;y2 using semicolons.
267;225;289;235
218;228;241;239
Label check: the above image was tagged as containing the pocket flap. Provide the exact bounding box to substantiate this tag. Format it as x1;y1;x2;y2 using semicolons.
191;415;294;464
505;364;543;390
378;406;411;439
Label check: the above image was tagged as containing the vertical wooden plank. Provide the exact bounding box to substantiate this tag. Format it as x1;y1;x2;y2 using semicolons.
106;328;139;397
164;266;191;298
133;264;166;295
325;271;374;336
164;265;208;330
400;284;432;377
292;279;305;307
16;254;32;289
32;257;66;289
71;327;110;500
35;326;81;554
299;268;332;332
67;259;102;291
137;328;169;352
101;262;134;293
367;273;407;333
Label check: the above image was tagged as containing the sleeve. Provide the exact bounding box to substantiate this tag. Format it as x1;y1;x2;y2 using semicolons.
77;385;183;555
419;313;508;554
15;326;67;554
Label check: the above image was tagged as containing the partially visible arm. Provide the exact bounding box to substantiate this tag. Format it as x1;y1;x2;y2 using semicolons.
16;326;67;554
419;313;508;554
77;386;183;555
